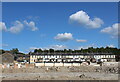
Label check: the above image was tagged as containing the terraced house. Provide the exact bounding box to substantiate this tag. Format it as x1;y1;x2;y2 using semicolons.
30;52;116;64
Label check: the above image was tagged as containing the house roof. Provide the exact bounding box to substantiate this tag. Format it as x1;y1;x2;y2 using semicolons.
30;53;114;56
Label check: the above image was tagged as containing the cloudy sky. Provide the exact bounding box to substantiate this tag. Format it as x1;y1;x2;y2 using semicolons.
1;2;118;52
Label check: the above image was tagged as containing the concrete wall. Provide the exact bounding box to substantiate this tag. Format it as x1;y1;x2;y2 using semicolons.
35;63;82;67
63;63;72;66
103;62;118;66
73;63;80;66
55;63;63;66
35;63;44;66
45;63;54;66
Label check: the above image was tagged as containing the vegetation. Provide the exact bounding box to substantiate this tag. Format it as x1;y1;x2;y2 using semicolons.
31;47;120;54
10;48;19;54
0;49;5;54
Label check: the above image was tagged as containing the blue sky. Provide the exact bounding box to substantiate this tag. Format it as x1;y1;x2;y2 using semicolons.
1;2;118;53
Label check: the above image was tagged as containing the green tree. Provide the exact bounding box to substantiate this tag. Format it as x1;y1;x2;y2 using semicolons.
10;48;19;54
64;49;67;53
34;49;38;53
37;49;43;53
0;50;5;54
49;49;54;53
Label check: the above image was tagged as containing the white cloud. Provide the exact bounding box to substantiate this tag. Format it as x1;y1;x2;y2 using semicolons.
0;22;7;31
101;23;119;38
28;47;40;51
107;44;115;48
26;16;40;21
77;44;96;50
28;45;67;52
69;10;104;28
54;33;73;41
0;43;8;47
1;19;39;34
27;47;44;52
78;46;88;50
24;20;38;31
9;21;24;34
49;45;67;50
76;39;87;42
2;44;8;47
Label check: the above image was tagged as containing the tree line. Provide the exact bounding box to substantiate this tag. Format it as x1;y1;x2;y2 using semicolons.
32;47;120;55
1;47;120;55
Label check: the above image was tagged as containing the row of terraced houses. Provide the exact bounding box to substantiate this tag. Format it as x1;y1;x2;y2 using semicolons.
30;52;116;64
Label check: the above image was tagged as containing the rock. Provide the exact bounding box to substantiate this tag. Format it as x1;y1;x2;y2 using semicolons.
79;74;85;78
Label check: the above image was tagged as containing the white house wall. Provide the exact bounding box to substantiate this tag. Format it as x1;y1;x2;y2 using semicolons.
30;54;116;63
